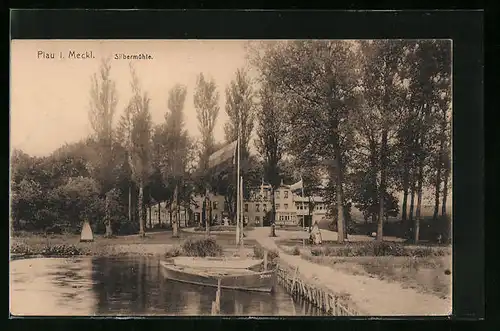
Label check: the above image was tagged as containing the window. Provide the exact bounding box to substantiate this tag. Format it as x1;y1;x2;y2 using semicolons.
284;191;289;199
284;203;289;210
276;204;280;210
275;190;280;199
263;204;267;212
213;201;218;210
244;204;249;212
256;204;260;212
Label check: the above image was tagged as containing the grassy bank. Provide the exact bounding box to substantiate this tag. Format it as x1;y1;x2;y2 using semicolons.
279;241;451;299
10;230;258;258
193;225;255;232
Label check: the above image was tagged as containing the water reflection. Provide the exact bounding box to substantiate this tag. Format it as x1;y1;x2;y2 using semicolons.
10;256;324;316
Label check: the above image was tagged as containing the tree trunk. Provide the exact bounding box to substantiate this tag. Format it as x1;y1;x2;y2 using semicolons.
333;150;345;244
205;188;210;235
172;184;179;237
401;170;409;222
209;196;213;227
414;163;424;244
138;183;145;237
376;129;388;242
271;186;276;225
433;137;445;220
157;202;161;226
442;159;451;243
201;199;206;228
343;202;348;239
104;191;113;237
442;173;449;217
128;184;132;223
409;176;416;221
432;167;442;221
148;204;152;229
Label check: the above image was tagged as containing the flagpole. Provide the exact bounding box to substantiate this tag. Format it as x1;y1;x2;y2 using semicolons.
300;175;305;197
236;121;241;246
301;175;305;228
240;175;244;247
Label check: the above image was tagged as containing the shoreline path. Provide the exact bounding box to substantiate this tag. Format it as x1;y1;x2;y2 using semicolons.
246;226;451;316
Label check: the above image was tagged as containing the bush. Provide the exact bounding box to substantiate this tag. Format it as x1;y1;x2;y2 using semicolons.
253;246;280;270
45;224;64;235
181;237;223;257
291;246;301;256
253;246;279;260
11;242;34;255
310;242;407;257
409;247;446;257
10;242;88;256
311;247;323;256
371;241;408;256
308;241;447;258
153;223;172;230
165;246;182;258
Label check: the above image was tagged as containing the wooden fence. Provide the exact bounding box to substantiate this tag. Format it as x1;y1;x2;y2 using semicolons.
276;265;361;316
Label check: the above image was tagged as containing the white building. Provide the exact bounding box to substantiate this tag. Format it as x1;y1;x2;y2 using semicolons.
189;182;328;227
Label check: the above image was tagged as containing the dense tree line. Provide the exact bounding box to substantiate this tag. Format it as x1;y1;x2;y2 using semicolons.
11;40;451;244
11;59;249;236
248;40;451;243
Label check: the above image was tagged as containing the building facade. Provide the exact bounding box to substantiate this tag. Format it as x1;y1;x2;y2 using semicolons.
191;193;227;225
190;183;329;227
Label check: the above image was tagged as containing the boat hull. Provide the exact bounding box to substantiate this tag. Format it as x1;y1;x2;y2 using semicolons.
171;257;263;270
160;261;276;293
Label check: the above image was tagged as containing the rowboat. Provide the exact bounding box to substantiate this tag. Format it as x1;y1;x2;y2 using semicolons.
160;260;277;293
171;257;264;271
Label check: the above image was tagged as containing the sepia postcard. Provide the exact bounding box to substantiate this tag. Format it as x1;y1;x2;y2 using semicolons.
10;39;452;317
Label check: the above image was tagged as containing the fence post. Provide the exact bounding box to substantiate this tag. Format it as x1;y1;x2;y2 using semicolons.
291;266;299;294
264;250;268;271
211;278;221;315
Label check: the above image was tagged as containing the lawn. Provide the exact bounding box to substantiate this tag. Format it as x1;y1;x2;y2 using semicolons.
192;225;255;232
10;230;258;258
279;241;452;299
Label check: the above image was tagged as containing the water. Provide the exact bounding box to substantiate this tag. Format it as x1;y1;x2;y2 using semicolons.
10;256;324;316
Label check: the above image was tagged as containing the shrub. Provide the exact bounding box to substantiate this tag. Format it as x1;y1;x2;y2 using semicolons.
409;246;445;258
309;241;411;257
165;246;182;258
253;246;279;260
10;242;87;256
181;237;223;257
371;241;407;256
253;246;280;270
11;242;33;255
311;247;323;256
39;244;86;256
291;246;301;256
153;223;172;230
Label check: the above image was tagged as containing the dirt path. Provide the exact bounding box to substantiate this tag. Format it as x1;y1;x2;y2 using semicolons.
247;227;451;316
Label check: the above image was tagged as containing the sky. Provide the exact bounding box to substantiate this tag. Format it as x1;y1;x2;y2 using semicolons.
10;39;258;157
10;39;451;206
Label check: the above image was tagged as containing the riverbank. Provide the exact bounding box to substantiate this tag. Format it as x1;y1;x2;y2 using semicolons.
10;230;256;259
247;227;452;316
